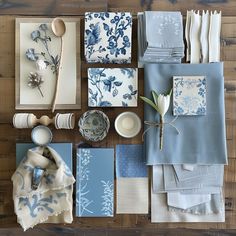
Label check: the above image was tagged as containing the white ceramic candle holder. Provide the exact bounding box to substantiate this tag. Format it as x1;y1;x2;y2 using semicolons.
13;113;37;128
55;113;75;129
13;113;75;129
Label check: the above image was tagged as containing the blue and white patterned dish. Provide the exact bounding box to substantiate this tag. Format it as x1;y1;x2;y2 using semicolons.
85;12;132;63
88;68;138;107
173;76;207;116
78;110;110;142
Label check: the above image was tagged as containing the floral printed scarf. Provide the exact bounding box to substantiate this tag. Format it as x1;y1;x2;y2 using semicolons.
11;146;75;231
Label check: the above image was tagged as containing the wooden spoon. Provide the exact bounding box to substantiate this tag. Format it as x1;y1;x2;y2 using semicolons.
51;18;66;112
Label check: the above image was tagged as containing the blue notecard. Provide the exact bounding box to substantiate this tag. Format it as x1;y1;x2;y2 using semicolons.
16;143;73;171
116;144;147;178
76;148;114;217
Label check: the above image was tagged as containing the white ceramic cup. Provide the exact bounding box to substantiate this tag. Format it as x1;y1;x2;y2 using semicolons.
115;112;141;138
31;125;52;146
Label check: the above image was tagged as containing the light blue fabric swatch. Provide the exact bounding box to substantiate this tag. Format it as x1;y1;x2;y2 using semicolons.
76;148;114;217
144;63;227;165
16;143;72;170
116;144;147;178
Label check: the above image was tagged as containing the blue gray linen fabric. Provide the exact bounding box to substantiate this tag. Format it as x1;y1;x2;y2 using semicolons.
138;11;184;63
144;63;227;165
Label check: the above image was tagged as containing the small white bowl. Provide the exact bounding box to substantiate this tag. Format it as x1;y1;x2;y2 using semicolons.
31;125;52;146
115;112;141;138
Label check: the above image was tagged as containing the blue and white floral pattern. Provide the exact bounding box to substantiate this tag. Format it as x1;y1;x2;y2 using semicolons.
88;68;138;107
18;192;67;218
85;12;132;63
76;148;114;217
76;149;94;216
101;180;113;216
173;76;207;116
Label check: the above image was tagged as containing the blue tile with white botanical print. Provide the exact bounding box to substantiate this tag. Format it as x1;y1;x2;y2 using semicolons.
173;76;207;116
76;148;114;217
88;68;138;107
85;12;132;64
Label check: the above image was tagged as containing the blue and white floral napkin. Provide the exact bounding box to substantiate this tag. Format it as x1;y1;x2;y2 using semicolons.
85;12;132;63
88;68;138;107
12;146;75;231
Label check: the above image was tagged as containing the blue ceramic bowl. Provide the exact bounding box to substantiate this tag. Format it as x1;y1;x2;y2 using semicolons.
78;110;110;142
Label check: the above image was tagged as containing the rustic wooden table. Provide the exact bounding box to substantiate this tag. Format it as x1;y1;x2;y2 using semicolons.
0;0;235;235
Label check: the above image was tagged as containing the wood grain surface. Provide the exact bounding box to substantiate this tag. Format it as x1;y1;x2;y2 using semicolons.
0;0;236;235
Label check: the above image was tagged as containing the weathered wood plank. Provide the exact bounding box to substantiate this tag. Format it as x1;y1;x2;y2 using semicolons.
0;0;235;16
0;0;107;15
0;228;235;236
109;0;236;16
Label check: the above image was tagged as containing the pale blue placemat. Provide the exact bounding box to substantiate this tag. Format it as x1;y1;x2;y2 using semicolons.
16;143;73;170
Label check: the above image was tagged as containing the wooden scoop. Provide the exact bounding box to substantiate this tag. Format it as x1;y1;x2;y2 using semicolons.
51;18;66;112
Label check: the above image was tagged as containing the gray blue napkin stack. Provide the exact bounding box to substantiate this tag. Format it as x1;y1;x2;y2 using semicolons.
138;11;185;63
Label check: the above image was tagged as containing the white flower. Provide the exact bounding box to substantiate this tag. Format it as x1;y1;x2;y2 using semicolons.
36;59;47;71
157;94;171;116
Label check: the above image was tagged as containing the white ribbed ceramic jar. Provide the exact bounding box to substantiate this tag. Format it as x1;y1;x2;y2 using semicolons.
13;113;36;129
55;113;75;129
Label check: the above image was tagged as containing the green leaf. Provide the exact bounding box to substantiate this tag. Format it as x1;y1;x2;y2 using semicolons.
151;90;159;106
140;96;160;113
165;88;172;96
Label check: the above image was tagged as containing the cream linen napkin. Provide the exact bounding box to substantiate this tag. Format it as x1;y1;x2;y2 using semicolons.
11;146;75;231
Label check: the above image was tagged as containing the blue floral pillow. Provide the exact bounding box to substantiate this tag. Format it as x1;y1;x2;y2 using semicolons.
85;12;132;64
173;76;207;116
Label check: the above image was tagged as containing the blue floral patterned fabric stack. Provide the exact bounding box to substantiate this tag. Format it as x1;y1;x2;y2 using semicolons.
85;12;132;63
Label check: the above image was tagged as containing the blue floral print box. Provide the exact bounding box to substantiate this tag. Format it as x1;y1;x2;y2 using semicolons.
173;76;207;116
84;12;132;63
88;68;138;107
